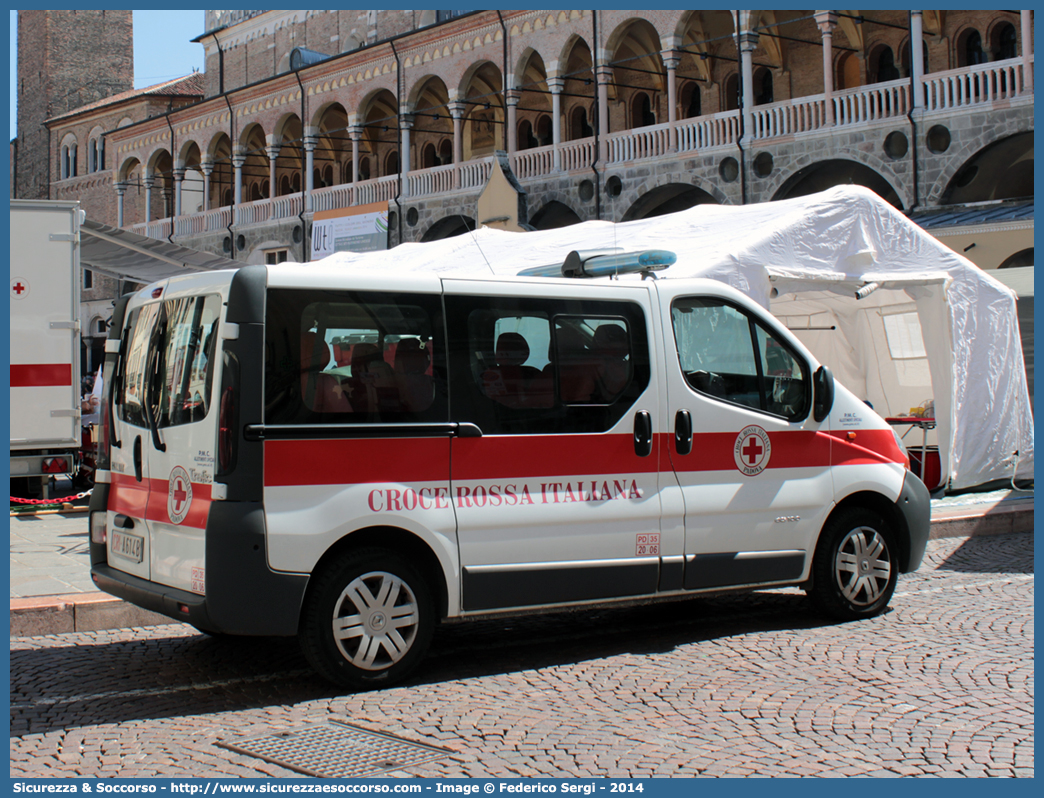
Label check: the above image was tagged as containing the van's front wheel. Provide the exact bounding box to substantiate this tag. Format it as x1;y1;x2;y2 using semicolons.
300;549;434;690
808;508;897;621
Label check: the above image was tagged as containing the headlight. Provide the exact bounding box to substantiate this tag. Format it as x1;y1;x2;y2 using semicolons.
892;428;911;469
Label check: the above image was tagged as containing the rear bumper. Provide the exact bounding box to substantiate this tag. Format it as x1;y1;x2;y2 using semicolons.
91;564;213;629
89;485;309;636
897;469;932;572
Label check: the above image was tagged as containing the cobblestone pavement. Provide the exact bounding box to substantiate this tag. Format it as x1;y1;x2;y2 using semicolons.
10;533;1033;779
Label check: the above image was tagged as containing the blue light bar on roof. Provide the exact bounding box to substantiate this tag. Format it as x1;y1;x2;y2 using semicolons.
517;248;676;278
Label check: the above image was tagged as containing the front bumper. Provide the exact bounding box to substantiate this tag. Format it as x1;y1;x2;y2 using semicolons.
897;469;932;572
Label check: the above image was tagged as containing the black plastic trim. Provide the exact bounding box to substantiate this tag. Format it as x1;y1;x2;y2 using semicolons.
684;551;805;590
245;422;482;441
896;470;932;572
462;561;659;611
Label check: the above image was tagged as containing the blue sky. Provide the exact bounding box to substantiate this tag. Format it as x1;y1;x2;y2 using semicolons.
9;10;207;141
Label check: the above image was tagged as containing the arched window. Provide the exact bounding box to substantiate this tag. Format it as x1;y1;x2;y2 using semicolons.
422;142;437;168
963;30;986;66
518;119;535;150
901;40;930;77
875;47;900;82
439;139;452;165
631;92;655;128
385;151;399;176
837;51;861;90
261;179;270;199
279;175;291;196
535;114;552;146
322;165;333;187
724;74;740;111
250;182;263;201
569;106;593;140
222;189;232;207
753;68;773;105
359;157;371;181
292;172;301;192
680;82;701;119
996;23;1018;60
343;161;353;183
313;168;323;188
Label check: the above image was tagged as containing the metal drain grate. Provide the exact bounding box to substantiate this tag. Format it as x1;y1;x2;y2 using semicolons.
218;720;451;778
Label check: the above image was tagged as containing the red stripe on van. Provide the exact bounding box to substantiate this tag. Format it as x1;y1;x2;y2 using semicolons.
109;472;151;518
264;438;451;486
453;434;660;481
827;429;907;466
262;427;905;488
108;472;212;529
10;364;72;387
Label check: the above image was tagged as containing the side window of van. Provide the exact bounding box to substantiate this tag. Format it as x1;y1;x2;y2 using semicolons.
116;302;161;429
264;289;446;424
446;295;649;434
671;296;809;420
154;295;222;427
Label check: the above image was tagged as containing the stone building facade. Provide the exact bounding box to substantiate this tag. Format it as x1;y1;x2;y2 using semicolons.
12;9;134;201
17;10;1036;310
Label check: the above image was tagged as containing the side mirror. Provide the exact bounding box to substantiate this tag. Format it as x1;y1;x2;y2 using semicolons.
813;365;834;423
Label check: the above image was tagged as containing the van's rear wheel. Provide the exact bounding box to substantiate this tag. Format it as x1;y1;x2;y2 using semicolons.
808;508;897;621
300;548;433;690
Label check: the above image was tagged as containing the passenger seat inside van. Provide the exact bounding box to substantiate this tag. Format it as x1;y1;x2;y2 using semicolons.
300;333;352;413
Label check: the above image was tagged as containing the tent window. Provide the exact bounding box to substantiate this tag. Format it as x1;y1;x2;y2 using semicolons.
882;311;927;359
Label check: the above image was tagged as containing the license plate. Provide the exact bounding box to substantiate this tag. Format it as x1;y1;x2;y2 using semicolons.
110;530;144;564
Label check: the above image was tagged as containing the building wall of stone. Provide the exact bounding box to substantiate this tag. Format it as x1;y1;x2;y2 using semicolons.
202;10;426;98
14;10;132;199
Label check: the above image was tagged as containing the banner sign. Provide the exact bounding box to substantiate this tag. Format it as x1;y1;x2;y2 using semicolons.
311;201;389;258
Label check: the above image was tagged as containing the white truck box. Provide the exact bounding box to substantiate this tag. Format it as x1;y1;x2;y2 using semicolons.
10;199;83;479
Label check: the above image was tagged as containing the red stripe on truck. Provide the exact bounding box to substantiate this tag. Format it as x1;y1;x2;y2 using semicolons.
10;363;72;387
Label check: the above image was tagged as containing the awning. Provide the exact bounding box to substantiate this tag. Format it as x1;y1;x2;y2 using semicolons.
79;218;240;284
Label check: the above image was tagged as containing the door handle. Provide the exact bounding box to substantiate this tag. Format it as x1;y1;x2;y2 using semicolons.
633;410;652;458
675;409;692;455
133;435;143;482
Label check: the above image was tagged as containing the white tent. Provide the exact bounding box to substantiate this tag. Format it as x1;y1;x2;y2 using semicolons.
315;186;1033;491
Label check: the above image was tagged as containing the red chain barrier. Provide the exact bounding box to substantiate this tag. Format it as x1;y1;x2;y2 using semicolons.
11;490;93;506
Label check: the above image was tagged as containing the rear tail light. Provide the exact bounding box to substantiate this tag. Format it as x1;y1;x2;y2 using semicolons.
218;385;234;472
90;512;107;545
42;457;70;473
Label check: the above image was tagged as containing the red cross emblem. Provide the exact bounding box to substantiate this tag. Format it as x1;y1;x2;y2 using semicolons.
734;425;771;476
167;465;192;524
742;436;764;465
11;279;29;299
172;478;188;513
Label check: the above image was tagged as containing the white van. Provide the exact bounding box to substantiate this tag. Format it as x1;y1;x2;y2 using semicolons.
89;251;930;689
